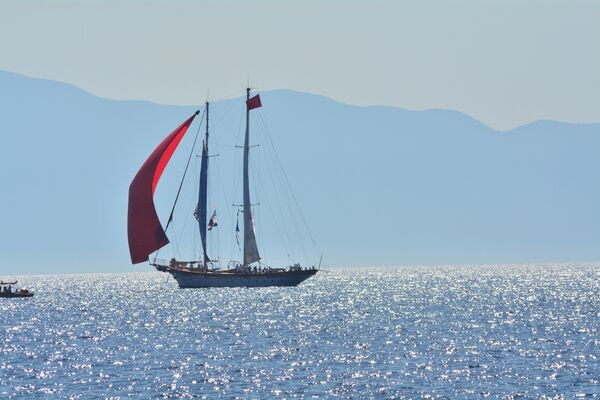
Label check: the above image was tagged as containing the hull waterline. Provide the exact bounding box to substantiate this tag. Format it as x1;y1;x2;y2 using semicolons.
0;292;34;298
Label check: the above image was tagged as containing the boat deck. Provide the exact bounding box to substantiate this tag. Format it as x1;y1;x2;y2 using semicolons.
151;261;318;288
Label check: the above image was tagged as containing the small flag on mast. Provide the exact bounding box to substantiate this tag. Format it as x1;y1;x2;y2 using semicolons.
208;210;218;230
246;94;262;110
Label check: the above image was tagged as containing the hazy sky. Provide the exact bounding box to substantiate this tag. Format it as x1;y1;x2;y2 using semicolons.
1;0;598;130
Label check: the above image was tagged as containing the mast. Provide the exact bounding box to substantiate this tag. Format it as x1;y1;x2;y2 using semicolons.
196;102;210;265
243;88;261;266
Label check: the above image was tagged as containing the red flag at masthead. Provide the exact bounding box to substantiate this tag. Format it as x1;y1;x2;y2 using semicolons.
246;94;262;110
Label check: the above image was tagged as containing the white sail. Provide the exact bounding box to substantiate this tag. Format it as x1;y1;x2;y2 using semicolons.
243;89;261;265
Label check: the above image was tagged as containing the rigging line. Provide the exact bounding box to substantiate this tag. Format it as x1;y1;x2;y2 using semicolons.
193;155;200;262
257;124;295;258
255;116;307;265
228;108;245;263
169;220;182;259
164;109;206;233
213;148;229;267
207;151;218;265
188;157;201;260
258;111;319;251
261;168;294;259
210;98;244;138
215;89;247;104
255;113;312;266
253;142;263;259
262;139;295;258
254;113;298;259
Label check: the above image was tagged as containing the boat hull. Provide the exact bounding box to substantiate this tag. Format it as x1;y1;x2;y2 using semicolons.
0;292;33;298
167;268;318;288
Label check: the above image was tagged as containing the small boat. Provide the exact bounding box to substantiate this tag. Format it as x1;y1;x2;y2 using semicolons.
0;281;33;298
127;88;319;288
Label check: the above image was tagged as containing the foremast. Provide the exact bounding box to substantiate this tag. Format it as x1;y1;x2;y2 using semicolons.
196;101;210;266
243;88;261;266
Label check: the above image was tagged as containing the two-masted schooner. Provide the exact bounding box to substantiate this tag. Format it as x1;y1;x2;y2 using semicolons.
127;89;318;287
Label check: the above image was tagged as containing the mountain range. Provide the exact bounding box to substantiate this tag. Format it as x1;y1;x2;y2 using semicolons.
1;70;598;274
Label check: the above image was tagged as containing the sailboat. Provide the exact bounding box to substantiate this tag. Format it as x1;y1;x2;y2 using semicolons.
127;89;318;287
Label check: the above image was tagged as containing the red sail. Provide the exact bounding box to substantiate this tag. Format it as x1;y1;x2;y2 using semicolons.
128;112;198;264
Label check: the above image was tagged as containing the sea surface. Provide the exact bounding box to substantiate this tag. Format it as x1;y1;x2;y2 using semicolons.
1;264;599;399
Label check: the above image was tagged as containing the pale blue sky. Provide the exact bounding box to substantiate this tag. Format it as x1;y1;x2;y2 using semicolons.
0;0;598;130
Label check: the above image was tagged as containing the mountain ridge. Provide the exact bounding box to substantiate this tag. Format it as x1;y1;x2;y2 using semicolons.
5;69;596;132
1;69;598;274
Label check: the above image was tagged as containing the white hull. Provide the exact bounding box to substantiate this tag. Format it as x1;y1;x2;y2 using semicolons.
166;268;317;288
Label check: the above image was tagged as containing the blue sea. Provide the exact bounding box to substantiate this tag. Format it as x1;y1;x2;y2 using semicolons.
1;264;599;399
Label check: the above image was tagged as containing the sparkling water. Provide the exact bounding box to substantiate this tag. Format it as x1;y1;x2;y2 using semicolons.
1;264;599;398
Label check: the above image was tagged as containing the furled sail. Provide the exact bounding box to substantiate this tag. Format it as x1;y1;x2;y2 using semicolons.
128;111;199;264
196;102;210;265
243;91;261;265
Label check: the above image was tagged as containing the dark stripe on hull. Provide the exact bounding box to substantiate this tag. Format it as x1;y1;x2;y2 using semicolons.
168;269;317;288
0;293;34;298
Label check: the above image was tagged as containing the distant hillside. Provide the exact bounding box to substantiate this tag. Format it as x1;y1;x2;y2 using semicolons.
1;70;598;274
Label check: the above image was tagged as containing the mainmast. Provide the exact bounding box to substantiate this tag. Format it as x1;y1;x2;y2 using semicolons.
196;101;210;265
243;88;261;266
